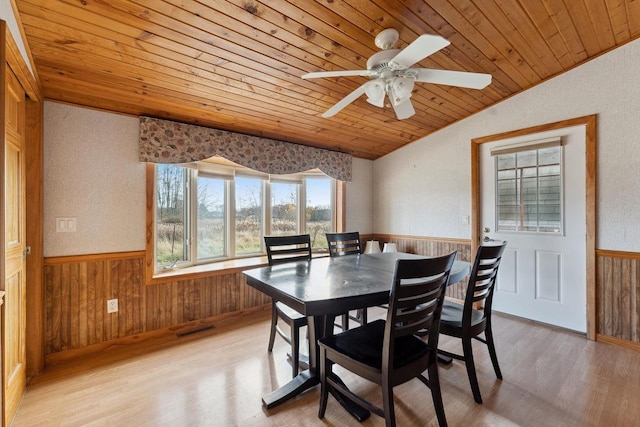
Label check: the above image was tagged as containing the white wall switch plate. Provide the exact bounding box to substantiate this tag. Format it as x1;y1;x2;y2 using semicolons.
56;217;77;232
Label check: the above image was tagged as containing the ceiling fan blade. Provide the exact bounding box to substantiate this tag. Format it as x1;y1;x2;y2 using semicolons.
321;82;373;117
414;68;492;89
390;34;450;69
302;69;371;79
391;98;416;120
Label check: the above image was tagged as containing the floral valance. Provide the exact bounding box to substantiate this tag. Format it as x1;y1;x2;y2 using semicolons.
139;117;352;182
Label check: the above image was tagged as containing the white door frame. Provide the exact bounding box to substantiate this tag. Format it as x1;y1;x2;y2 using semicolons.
471;115;597;340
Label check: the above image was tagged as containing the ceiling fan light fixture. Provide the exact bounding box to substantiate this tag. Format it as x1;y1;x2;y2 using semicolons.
390;77;414;106
365;81;385;107
302;28;492;120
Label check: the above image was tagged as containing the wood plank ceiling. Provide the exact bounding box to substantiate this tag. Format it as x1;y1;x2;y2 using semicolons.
15;0;640;159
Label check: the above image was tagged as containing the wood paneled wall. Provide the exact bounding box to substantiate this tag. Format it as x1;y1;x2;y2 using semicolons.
597;250;640;345
43;252;270;357
373;235;473;301
42;242;640;361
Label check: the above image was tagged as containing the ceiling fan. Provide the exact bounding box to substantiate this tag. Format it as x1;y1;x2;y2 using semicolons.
302;29;492;120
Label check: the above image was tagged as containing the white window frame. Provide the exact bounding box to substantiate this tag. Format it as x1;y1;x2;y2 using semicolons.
153;161;336;272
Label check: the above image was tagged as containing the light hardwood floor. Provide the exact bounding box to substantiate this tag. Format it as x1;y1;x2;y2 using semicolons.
12;308;640;426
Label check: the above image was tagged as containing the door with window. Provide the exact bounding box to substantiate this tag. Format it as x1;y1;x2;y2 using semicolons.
480;125;587;332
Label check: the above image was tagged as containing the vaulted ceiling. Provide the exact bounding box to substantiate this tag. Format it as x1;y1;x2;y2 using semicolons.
15;0;640;159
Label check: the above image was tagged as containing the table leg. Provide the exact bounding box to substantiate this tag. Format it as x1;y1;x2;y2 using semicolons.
261;314;371;421
437;353;453;364
262;370;319;409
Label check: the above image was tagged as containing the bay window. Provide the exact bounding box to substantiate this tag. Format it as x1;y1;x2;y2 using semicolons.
154;160;336;271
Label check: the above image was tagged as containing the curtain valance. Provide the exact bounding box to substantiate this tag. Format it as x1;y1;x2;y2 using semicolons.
139;117;352;182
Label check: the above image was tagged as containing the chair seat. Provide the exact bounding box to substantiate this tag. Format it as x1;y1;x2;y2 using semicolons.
319;319;430;370
275;301;307;324
440;300;484;328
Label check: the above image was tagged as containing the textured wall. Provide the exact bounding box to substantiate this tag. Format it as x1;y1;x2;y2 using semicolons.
44;103;146;256
43;102;374;256
374;37;640;252
346;157;374;234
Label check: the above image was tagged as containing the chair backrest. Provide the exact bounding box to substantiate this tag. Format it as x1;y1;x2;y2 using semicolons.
326;232;361;257
264;234;312;266
385;252;457;368
463;241;508;325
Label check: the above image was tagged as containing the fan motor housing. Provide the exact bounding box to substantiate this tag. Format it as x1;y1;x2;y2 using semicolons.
366;49;402;72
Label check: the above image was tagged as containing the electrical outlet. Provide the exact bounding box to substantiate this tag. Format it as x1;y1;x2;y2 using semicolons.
107;298;118;313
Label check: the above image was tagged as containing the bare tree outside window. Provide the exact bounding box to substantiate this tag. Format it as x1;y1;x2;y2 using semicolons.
306;178;332;248
236;177;263;254
156;164;188;264
271;182;299;236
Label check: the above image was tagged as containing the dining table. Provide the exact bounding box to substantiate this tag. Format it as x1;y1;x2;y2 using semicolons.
243;251;470;420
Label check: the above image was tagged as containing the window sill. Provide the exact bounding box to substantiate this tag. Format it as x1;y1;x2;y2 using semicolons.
147;252;330;285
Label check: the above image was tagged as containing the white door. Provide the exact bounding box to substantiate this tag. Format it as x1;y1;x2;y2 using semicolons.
480;125;586;333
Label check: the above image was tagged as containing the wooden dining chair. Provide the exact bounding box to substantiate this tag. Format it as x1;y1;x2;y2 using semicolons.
326;231;362;257
264;234;312;378
318;252;457;427
325;232;367;329
438;241;508;404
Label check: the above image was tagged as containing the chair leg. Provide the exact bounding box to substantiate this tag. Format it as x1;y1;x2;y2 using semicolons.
381;378;396;427
485;324;503;379
291;322;300;377
341;313;349;330
318;347;329;419
427;362;448;427
358;308;368;325
267;301;278;352
462;336;483;404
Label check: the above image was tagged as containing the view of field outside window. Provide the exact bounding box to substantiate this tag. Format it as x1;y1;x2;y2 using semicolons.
236;176;263;254
270;181;299;236
306;177;332;248
156;164;334;267
197;175;225;260
156;164;188;264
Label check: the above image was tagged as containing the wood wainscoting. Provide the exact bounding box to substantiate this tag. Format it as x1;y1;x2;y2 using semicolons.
372;234;473;300
42;243;640;364
43;251;270;362
596;249;640;350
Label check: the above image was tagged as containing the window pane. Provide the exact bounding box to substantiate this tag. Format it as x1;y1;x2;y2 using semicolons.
197;176;225;260
156;164;188;265
306;178;332;249
539;147;561;166
236;177;263;254
521;177;538;205
497;153;515;170
517;151;536;168
271;181;299;236
497;179;516;206
496;146;562;233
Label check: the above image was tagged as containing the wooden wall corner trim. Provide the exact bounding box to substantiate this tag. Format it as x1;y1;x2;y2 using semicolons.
8;0;41;91
3;20;40;101
596;249;640;259
44;251;146;265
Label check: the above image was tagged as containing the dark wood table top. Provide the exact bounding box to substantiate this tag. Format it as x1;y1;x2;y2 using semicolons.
244;252;470;316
